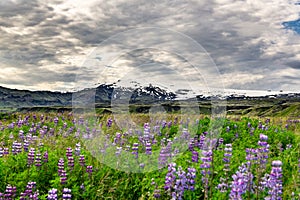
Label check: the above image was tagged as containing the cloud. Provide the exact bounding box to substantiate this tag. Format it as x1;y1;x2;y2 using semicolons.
0;0;299;93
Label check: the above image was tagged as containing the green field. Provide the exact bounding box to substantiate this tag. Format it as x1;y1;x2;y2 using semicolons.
0;111;299;199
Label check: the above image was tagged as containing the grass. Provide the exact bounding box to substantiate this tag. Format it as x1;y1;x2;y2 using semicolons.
0;111;299;199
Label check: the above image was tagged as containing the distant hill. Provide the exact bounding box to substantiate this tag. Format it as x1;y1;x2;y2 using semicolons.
0;85;300;117
0;84;176;108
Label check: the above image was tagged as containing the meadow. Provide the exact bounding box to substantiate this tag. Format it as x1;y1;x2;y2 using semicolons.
0;112;299;199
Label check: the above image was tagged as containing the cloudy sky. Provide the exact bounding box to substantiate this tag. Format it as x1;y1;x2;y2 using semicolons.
0;0;300;94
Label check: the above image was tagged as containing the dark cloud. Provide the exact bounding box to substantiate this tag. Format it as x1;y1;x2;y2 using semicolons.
286;61;300;69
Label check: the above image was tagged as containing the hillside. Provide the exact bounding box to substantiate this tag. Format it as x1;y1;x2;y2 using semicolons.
0;85;300;117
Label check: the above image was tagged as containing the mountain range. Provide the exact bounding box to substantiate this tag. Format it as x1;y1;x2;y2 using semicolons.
1;84;300;116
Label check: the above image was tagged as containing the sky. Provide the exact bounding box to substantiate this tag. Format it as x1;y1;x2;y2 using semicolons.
0;0;300;95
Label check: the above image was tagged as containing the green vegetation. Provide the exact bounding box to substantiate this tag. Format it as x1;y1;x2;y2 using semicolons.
0;112;299;199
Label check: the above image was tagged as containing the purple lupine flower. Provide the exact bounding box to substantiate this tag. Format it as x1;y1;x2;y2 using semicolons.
86;165;93;177
217;138;224;150
153;189;161;198
200;150;213;199
4;185;17;200
20;182;38;200
132;143;139;159
189;138;195;151
35;151;42;167
3;147;9;155
0;147;3;157
62;188;72;200
229;162;253;199
12;141;22;155
247;122;251;128
167;121;172;128
115;147;122;156
218;144;232;193
192;150;199;163
173;166;188;199
23;140;29;152
28;148;35;167
286;144;292;150
113;132;122;146
246;148;258;163
198;134;206;150
106;118;113;127
164;163;177;192
187;167;196;191
60;170;67;185
145;142;152;155
43;151;48;163
47;188;58;200
161;120;167;128
80;183;85;191
75;143;81;156
180;128;190;140
67;156;74;169
226;126;230;132
58;158;64;176
66;147;73;157
53;117;59;125
19;130;24;140
79;155;85;166
265;160;283;200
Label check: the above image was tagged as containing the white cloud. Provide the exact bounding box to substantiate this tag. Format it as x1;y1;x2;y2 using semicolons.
0;0;299;93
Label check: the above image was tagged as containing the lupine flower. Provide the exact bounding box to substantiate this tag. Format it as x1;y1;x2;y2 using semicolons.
229;162;253;199
200;150;213;199
226;126;230;132
164;163;177;193
62;188;72;200
75;143;81;156
145;142;152;155
257;134;269;171
28;148;35;167
47;188;58;200
198;134;206;150
60;170;67;185
86;165;93;175
23;140;29;152
35;151;42;167
4;147;9;155
66;147;73;157
19;130;24;140
218;143;232;192
12;141;22;155
132;143;139;159
4;185;17;200
20;182;38;200
106;118;113;127
139;163;145;169
43;151;48;163
58;158;64;176
53;117;59;125
265;160;283;200
180;128;190;140
189;138;195;151
67;156;74;169
173;166;188;199
80;183;85;191
153;189;161;199
79;155;85;166
217;138;224;150
192;151;199;163
115;147;122;156
0;147;3;157
187;167;196;191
